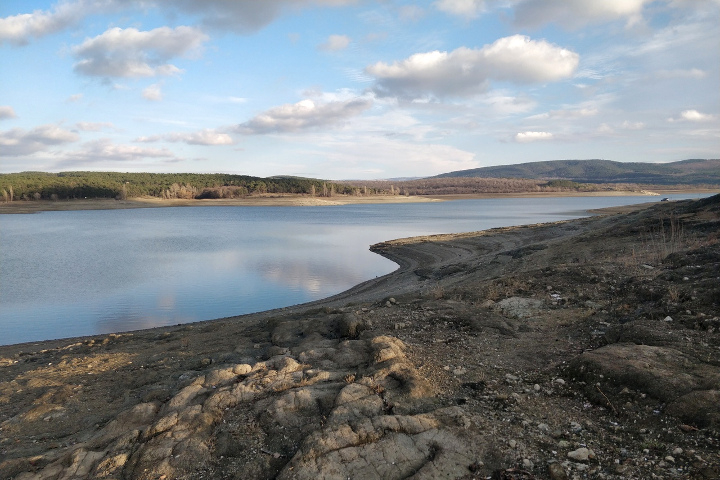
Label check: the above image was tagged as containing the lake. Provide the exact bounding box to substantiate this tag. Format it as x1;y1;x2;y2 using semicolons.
0;194;709;345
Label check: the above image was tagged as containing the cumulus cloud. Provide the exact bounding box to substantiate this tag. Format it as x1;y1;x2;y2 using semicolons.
0;106;17;120
143;83;164;101
0;0;90;45
515;131;553;142
72;26;208;78
434;0;486;19
668;109;716;122
0;124;80;155
236;98;372;134
136;129;235;145
366;35;579;100
513;0;651;29
318;34;351;51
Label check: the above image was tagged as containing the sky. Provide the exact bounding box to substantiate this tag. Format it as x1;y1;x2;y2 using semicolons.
0;0;718;180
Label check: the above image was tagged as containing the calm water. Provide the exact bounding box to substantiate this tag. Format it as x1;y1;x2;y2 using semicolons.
0;194;709;345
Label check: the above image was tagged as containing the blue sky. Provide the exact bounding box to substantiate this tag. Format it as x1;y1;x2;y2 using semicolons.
1;0;718;179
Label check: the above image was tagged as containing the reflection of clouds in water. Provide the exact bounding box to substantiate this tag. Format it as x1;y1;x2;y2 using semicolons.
205;249;247;271
157;293;175;310
252;256;384;295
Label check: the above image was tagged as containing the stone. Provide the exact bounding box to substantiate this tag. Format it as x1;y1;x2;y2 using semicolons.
232;364;252;375
567;447;591;462
339;313;365;339
548;462;569;480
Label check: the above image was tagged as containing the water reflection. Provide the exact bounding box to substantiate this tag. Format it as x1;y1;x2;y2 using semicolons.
1;194;710;345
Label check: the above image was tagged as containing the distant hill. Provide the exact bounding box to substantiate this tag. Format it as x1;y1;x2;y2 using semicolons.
434;159;720;185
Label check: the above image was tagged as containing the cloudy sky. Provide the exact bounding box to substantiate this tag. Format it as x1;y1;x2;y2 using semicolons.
1;0;718;179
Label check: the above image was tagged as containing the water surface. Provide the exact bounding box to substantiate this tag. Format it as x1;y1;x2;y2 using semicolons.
0;194;708;345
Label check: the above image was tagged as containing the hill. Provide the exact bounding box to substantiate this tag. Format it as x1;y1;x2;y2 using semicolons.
435;159;720;185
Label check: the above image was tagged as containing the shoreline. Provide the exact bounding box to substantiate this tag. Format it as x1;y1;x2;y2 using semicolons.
0;196;718;479
0;188;715;214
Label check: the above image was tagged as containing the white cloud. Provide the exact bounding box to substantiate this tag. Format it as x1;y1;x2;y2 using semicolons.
0;106;17;120
75;121;115;131
143;83;164;101
434;0;486;19
515;131;553;142
237;98;372;134
0;0;89;45
621;120;645;130
398;5;425;21
318;34;351;51
668;109;717;122
72;26;208;78
367;35;579;100
153;0;359;33
656;68;707;79
513;0;651;29
67;94;84;103
0;124;80;155
310;134;478;178
64;139;177;165
137;129;235;145
528;107;598;120
1;0;358;45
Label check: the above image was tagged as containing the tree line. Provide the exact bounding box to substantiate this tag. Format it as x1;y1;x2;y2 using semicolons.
0;172;369;201
2;171;705;203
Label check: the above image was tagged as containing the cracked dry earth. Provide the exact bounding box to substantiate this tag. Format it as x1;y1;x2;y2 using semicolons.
1;195;719;480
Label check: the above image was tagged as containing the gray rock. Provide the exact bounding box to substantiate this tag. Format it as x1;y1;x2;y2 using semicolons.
567;447;593;462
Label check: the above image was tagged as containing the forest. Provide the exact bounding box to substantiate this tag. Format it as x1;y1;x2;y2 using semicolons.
0;172;366;201
0;170;710;203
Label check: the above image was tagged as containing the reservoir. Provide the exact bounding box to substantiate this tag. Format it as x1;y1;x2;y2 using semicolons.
0;194;708;345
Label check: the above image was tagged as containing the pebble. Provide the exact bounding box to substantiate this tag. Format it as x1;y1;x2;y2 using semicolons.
567;447;594;462
558;440;571;448
672;447;683;455
554;378;566;385
453;367;467;376
537;423;550;433
665;455;675;463
534;384;541;392
523;458;534;469
547;462;569;480
664;316;673;322
509;440;517;448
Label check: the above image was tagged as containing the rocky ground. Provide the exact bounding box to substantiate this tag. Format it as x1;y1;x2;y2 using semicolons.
1;195;718;480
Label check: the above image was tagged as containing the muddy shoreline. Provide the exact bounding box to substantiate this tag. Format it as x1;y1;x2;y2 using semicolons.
1;195;718;480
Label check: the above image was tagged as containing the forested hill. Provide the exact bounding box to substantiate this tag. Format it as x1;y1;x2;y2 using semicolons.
435;159;720;185
0;172;356;201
